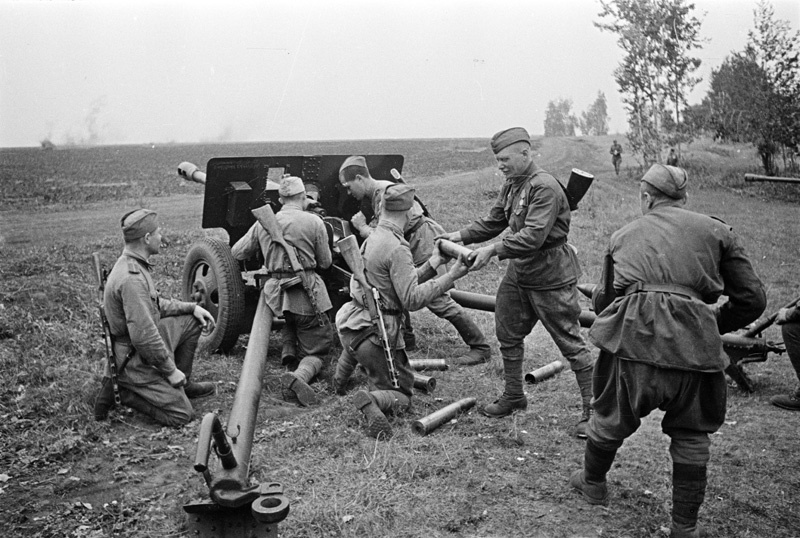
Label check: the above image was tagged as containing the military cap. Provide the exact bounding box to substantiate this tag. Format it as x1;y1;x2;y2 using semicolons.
339;155;368;174
383;183;416;211
120;208;158;241
641;163;688;199
490;127;531;154
278;175;305;197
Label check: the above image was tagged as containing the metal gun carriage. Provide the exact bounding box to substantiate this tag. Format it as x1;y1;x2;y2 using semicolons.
178;154;404;353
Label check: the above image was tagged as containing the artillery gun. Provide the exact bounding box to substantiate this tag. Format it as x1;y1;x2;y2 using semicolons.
178;155;403;353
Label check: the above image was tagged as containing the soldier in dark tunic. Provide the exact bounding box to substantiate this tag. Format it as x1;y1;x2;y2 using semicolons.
569;164;766;538
437;127;596;437
333;184;470;438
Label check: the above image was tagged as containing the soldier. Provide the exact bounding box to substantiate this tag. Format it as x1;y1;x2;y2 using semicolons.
770;305;800;411
339;155;491;366
231;176;334;407
333;183;470;438
667;148;679;166
94;209;216;427
610;139;623;175
569;164;766;537
437;127;595;437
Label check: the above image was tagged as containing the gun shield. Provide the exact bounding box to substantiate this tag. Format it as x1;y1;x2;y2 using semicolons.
524;360;564;384
412;397;477;436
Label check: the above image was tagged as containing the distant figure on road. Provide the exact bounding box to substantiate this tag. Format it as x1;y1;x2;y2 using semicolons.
610;140;623;176
569;164;766;537
667;148;679;166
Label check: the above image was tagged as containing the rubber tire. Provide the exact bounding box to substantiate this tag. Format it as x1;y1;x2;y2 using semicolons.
182;237;245;353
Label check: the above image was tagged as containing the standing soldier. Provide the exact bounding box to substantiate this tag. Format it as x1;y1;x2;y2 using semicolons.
339;155;491;366
94;209;217;427
436;127;595;438
333;184;470;438
610;139;623;176
569;164;766;537
666;148;679;166
231;176;334;406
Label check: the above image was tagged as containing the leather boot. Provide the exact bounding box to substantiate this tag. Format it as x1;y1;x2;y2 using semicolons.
119;390;192;427
569;439;616;505
353;390;392;439
671;463;707;538
770;388;800;411
93;377;116;421
281;355;323;406
574;365;594;439
184;381;216;399
331;351;359;395
448;311;492;366
281;324;298;370
481;356;527;418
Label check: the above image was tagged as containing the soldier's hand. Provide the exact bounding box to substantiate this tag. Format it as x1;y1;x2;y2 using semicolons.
429;240;444;269
350;211;372;238
468;244;496;271
435;231;462;243
193;305;216;335
167;369;186;388
775;307;790;325
447;255;470;280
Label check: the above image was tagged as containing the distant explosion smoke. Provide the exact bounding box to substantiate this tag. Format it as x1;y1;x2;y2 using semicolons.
59;96;108;146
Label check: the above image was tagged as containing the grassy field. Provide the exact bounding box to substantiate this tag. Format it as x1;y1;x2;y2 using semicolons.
0;135;799;537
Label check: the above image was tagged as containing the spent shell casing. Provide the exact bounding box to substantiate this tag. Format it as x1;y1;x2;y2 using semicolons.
412;397;477;436
408;358;448;371
413;372;437;392
524;360;565;384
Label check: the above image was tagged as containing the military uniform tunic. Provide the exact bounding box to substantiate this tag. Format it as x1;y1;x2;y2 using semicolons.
336;220;455;395
586;205;766;462
456;161;592;369
232;205;334;358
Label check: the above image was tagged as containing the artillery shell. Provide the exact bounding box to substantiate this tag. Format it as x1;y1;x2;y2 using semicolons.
524;360;564;384
412;397;477;436
413;372;436;392
408;358;448;371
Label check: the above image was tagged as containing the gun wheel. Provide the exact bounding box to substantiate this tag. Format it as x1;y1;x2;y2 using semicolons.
182;237;245;353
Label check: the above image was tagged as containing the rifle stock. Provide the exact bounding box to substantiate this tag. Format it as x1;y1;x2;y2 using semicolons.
336;235;400;388
92;252;121;406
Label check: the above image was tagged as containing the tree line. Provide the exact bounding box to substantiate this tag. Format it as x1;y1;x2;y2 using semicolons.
543;0;799;176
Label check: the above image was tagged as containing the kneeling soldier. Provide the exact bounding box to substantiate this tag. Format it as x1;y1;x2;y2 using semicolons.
231;176;334;406
333;184;470;438
94;209;216;427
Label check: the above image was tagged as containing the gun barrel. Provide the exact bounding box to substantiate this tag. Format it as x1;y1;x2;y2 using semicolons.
178;161;207;185
412;398;477;436
744;173;800;184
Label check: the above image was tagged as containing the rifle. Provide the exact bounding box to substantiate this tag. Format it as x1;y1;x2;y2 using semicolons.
251;204;326;326
92;252;121;407
336;234;400;389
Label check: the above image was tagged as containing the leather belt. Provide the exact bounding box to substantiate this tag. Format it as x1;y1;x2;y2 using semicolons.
267;269;313;279
624;282;702;301
540;237;567;251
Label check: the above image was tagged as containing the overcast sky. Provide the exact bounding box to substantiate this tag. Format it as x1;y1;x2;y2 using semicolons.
0;0;797;148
